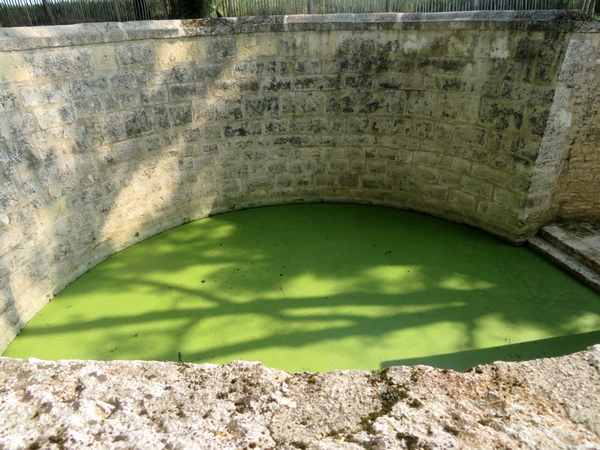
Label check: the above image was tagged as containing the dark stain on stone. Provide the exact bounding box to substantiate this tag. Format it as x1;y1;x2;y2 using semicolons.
443;424;459;435
396;432;422;450
234;395;256;413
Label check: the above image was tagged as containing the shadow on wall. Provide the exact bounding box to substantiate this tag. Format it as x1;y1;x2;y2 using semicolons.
6;204;600;372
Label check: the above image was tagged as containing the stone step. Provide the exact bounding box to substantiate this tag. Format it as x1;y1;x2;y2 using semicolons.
540;224;600;275
527;236;600;294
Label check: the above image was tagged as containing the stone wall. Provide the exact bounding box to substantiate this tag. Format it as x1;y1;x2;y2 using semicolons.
0;11;589;352
549;23;600;220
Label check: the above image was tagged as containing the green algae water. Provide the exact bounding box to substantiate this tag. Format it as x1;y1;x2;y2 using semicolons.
4;204;600;372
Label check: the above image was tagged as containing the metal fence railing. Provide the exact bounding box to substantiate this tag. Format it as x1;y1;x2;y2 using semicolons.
0;0;595;28
220;0;593;15
0;0;171;27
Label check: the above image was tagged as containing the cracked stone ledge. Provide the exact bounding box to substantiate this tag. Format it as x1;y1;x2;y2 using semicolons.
1;346;599;449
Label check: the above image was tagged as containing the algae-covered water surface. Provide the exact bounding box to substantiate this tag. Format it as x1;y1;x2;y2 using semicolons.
5;204;600;372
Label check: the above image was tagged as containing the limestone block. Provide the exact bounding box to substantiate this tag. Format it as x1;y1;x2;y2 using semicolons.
261;76;293;92
116;43;155;67
0;304;20;348
480;98;524;132
109;71;148;90
206;37;236;60
449;189;476;210
454;126;486;147
544;110;572;138
325;93;356;114
214;79;260;94
0;228;22;256
423;184;449;201
20;83;66;106
440;93;479;123
477;200;509;222
400;178;422;195
113;139;142;161
501;83;553;105
368;160;388;174
14;172;39;197
245;96;279;118
154;104;192;129
34;105;73;130
193;64;224;82
71;76;110;98
430;154;455;170
348;116;370;133
489;35;510;59
236;34;278;59
514;37;566;64
403;33;446;56
224;122;262;139
439;170;462;188
196;99;243;122
412;120;434;139
417;166;438;182
73;94;116;119
527;106;550;137
169;83;208;102
0;88;20;113
306;118;326;134
471;164;509;186
0;53;29;84
294;75;340;91
0;113;36;141
91;45;117;70
23;49;93;78
307;32;340;57
154;40;205;65
279;35;308;56
244;175;273;191
564;37;597;64
418;57;470;75
424;75;467;92
407;91;439;117
447;34;477;57
362;174;393;190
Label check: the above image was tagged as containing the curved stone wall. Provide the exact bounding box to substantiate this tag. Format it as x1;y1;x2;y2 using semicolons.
0;11;590;352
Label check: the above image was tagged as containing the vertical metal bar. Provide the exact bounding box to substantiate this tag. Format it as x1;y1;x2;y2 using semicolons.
159;0;167;17
41;0;56;23
113;0;122;20
308;0;313;13
386;0;391;10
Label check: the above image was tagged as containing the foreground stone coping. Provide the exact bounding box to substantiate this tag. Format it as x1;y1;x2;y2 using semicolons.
0;10;586;52
1;347;599;449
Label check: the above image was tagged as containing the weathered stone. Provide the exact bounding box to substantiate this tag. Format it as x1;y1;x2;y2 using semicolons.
116;44;155;67
20;83;66;106
123;109;153;137
245;96;279;118
206;37;236;59
170;83;208;101
23;49;93;78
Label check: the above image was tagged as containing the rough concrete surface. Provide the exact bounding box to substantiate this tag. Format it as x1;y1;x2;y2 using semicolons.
1;347;600;449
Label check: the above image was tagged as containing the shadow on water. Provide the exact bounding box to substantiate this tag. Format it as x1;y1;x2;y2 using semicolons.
4;204;600;372
382;330;600;372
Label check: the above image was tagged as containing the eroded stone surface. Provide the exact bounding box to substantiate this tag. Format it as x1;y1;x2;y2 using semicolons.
1;347;599;449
